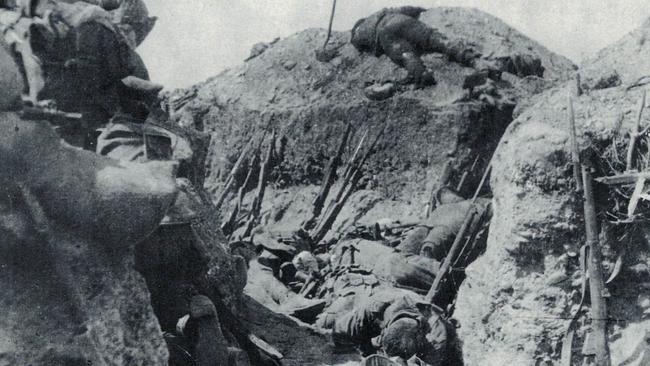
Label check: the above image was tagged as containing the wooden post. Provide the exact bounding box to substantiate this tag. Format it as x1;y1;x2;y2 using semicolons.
322;0;337;51
568;95;583;193
582;166;611;366
625;90;646;171
576;73;583;97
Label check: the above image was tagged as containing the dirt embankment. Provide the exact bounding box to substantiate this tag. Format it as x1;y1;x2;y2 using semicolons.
170;7;575;240
455;16;650;366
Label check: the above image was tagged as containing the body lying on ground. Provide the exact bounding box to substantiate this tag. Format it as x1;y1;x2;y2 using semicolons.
397;187;492;263
351;6;545;87
332;239;440;292
316;282;462;365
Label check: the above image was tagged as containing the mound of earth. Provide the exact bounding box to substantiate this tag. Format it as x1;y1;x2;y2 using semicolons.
454;16;650;366
580;17;650;91
170;7;575;241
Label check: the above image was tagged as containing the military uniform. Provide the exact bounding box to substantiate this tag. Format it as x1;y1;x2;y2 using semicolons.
319;282;456;365
351;7;479;86
398;198;492;262
333;239;439;292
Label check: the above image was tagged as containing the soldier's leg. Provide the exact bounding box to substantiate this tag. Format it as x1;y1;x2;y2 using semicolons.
379;17;436;86
398;19;483;69
420;226;455;261
380;37;430;86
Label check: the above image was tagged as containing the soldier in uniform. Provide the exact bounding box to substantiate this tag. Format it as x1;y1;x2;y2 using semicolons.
350;6;483;87
351;7;545;88
316;272;461;365
398;187;492;262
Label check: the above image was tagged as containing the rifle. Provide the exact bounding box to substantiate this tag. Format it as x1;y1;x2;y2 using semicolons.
425;158;453;217
625;90;647;171
20;105;82;123
303;122;352;231
426;161;492;305
581;167;611;366
310;126;385;244
568;95;583;193
242;130;276;238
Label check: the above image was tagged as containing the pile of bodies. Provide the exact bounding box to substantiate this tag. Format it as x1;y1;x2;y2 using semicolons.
244;187;492;365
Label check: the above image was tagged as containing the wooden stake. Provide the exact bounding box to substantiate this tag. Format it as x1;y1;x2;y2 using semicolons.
625;90;646;171
581;166;611;366
568;95;583;193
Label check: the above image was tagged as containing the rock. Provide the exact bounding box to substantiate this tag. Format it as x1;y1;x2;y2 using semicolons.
0;117;174;365
0;42;23;110
364;82;396;100
246;37;280;61
283;60;297;71
580;16;650;87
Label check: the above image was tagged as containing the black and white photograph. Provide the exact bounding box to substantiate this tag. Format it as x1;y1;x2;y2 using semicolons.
1;1;649;365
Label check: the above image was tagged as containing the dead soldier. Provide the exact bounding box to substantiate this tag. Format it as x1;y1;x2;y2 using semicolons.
351;6;546;91
350;6;488;87
398;187;492;263
316;277;462;365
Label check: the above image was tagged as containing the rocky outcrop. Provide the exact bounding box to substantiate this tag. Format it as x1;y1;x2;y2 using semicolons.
455;17;650;366
0;117;178;365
